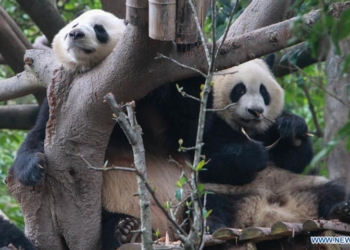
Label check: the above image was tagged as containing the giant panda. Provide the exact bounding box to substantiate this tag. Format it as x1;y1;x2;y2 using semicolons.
52;9;126;73
200;56;313;186
0;210;36;250
199;57;350;232
8;9;199;250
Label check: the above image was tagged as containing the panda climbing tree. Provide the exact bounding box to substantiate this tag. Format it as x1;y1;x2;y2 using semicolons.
1;0;350;249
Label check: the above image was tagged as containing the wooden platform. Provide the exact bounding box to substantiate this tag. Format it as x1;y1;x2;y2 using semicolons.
118;220;350;250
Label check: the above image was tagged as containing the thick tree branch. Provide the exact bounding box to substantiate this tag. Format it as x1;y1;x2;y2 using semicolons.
0;7;29;74
0;105;38;130
0;6;46;103
226;0;297;38
15;0;66;42
101;0;126;19
0;50;56;102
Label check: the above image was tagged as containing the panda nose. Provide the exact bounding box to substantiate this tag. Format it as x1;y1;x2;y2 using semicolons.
69;31;85;40
247;108;264;117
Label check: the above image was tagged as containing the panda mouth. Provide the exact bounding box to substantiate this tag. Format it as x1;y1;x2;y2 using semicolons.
68;44;96;54
82;48;95;54
240;118;262;124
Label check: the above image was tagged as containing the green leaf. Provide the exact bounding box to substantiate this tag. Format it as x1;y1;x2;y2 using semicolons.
196;159;206;171
198;183;204;193
177;176;188;187
203;209;213;219
154;228;161;238
163;201;170;210
175;188;183;201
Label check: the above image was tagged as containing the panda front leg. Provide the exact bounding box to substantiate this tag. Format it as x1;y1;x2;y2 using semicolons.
316;181;350;223
9;98;49;186
266;111;313;174
200;137;269;186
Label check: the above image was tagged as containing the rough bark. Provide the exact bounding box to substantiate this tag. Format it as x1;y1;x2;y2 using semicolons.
226;0;296;38
0;50;54;101
324;38;350;185
15;0;66;42
101;0;126;19
0;105;38;130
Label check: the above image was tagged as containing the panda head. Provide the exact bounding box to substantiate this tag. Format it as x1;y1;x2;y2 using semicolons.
52;9;126;72
212;58;284;135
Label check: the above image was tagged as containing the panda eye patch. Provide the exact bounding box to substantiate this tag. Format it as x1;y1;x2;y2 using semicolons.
230;82;246;103
94;24;109;44
260;84;271;105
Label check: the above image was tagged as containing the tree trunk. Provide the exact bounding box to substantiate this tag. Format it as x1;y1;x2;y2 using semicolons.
324;38;350;186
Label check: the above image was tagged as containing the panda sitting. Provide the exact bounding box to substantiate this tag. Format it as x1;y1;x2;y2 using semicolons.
200;56;350;231
200;55;313;186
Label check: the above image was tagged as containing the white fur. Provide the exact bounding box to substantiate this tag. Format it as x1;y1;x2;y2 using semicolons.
212;59;284;135
52;9;125;72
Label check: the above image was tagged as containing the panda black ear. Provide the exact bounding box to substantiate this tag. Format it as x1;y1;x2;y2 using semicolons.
264;54;275;71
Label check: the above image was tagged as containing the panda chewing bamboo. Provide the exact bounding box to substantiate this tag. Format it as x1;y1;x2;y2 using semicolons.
200;57;350;232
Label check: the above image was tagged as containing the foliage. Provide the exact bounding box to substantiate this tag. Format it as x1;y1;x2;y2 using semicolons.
279;63;328;176
0;129;26;228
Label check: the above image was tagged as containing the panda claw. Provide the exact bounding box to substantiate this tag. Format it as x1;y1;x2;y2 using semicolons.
330;201;350;223
115;217;141;245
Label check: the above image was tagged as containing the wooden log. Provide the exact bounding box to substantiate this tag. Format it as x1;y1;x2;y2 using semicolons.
175;0;210;45
149;0;176;41
206;241;257;250
211;228;242;240
239;227;282;242
203;234;225;246
270;221;303;236
118;243;183;249
303;220;350;234
126;0;148;27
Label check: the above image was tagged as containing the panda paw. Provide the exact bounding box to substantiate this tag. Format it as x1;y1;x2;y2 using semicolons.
115;217;141;245
275;114;308;138
330;201;350;224
10;151;45;186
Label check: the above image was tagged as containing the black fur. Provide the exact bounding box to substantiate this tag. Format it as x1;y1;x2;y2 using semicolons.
229;82;246;103
94;24;109;44
259;84;270;105
9;99;48;186
0;215;36;250
200;114;268;185
201;108;313;186
102;209;141;250
260;111;313;174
